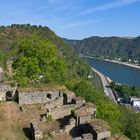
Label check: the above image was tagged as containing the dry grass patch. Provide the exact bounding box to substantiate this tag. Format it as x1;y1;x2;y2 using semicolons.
0;102;27;140
18;83;66;92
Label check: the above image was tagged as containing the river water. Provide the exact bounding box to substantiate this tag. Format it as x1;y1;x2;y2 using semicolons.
86;58;140;88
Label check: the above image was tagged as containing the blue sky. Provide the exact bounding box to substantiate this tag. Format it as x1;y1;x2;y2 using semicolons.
0;0;140;39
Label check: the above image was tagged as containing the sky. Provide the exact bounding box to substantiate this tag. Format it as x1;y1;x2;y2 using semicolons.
0;0;140;39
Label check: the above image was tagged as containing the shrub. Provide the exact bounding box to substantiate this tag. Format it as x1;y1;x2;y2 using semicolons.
46;114;53;122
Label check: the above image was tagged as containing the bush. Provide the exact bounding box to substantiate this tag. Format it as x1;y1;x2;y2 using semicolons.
71;109;77;118
46;114;53;122
73;78;123;134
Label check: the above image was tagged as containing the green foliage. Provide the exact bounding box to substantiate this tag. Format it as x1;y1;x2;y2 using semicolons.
46;114;53;122
71;109;77;118
72;78;123;134
72;79;140;138
111;81;140;102
64;36;140;62
12;34;68;86
0;24;90;86
121;110;140;140
10;81;16;87
0;49;7;69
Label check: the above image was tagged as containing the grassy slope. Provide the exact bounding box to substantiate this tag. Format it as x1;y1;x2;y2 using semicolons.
0;102;27;140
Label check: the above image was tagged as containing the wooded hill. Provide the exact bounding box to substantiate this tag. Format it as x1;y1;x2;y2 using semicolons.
0;24;140;140
64;36;140;61
0;24;89;86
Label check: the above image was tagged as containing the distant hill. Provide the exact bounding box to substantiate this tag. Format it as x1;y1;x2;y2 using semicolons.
64;36;140;62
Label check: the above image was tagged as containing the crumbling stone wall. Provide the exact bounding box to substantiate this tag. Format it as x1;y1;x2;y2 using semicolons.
30;122;43;140
18;90;76;105
76;115;92;126
0;84;17;101
44;97;63;110
18;90;60;105
0;91;6;101
75;103;96;126
48;104;77;119
97;131;111;140
72;97;86;107
86;119;111;140
63;91;76;104
63;118;76;133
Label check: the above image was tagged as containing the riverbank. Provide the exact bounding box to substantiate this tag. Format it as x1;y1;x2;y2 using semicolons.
81;55;140;70
103;59;140;70
91;67;117;103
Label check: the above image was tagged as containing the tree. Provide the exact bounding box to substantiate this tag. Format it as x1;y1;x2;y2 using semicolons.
12;34;68;86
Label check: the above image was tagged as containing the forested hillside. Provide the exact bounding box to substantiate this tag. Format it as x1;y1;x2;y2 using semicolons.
0;24;90;86
64;36;140;62
0;24;140;139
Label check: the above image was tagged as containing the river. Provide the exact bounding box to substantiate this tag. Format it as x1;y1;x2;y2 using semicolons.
86;57;140;88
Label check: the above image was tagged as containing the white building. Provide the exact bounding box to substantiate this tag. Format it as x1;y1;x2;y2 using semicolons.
130;97;140;107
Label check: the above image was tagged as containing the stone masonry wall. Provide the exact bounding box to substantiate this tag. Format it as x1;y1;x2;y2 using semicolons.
48;104;77;119
18;90;60;105
0;91;6;101
44;97;63;110
97;131;111;140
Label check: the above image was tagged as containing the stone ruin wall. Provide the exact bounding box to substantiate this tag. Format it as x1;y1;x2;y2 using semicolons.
18;90;60;105
97;131;111;140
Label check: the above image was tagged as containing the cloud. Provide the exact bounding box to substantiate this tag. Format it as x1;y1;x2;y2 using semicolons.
38;0;82;12
60;20;99;30
80;0;140;15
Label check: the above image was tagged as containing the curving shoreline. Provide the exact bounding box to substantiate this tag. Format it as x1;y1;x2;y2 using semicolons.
81;55;140;70
103;59;140;70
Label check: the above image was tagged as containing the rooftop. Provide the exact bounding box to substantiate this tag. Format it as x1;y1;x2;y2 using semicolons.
130;96;140;101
